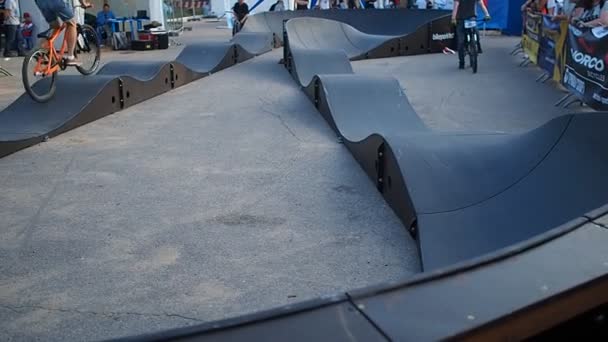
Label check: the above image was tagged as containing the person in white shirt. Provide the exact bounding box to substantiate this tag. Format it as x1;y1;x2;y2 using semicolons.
434;0;454;10
2;0;20;57
319;0;331;9
552;0;578;20
572;0;608;27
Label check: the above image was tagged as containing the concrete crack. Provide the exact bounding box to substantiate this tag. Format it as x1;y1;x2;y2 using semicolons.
0;303;203;322
261;107;301;141
16;155;77;246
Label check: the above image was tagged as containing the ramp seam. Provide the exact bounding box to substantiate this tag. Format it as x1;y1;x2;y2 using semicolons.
345;293;391;341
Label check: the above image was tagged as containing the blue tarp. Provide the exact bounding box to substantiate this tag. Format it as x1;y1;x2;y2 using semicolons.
504;0;526;35
480;0;525;35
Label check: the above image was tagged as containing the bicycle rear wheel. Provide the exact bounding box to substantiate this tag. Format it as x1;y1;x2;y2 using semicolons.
22;49;57;103
75;24;101;75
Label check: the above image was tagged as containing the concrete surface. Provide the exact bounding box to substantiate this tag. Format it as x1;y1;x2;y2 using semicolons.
0;48;418;341
0;33;596;341
353;35;589;133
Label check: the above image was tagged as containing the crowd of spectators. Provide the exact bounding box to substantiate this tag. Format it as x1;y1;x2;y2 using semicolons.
522;0;608;27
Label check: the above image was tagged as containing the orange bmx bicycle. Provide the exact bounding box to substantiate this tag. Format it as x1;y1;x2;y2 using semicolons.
22;13;100;103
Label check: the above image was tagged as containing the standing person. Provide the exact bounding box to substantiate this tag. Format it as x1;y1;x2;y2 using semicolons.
572;0;608;27
18;12;35;55
1;0;19;57
72;0;85;25
318;0;331;9
296;0;309;9
452;0;491;69
434;0;454;9
232;0;249;34
364;0;377;8
347;0;360;8
96;3;115;46
561;0;579;18
546;0;559;16
270;0;286;10
522;0;549;14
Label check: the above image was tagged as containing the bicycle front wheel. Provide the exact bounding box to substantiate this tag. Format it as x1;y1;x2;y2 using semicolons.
76;24;101;75
232;21;240;36
22;49;57;103
469;37;478;74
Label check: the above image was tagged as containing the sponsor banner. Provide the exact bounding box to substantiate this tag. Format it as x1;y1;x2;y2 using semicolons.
563;26;608;111
429;16;456;52
538;16;568;82
522;12;542;64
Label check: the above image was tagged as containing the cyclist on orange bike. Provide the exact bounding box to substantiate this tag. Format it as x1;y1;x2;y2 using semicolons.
34;0;92;66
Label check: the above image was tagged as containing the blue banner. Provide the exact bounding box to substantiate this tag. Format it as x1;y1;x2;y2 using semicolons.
537;15;560;75
477;0;507;30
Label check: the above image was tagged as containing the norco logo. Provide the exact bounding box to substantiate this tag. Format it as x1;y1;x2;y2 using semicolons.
571;49;605;72
432;33;455;41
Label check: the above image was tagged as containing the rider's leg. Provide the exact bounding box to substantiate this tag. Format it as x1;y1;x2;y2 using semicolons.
64;19;80;64
456;21;466;69
476;30;482;54
53;0;80;65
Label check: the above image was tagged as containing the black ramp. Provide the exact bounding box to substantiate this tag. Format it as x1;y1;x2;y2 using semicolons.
98;61;170;80
315;75;428;137
284;16;608;270
115;300;386;342
392;117;570;214
230;32;273;55
418;113;608;269
98;61;174;107
353;222;608;341
175;42;236;77
290;49;353;88
0;76;121;158
286;18;394;59
0;26;279;158
244;8;452;44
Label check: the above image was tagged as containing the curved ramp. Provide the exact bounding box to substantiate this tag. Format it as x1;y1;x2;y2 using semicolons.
0;76;121;157
244;8;452;44
285;17;608;270
0;30;273;158
285;16;452;88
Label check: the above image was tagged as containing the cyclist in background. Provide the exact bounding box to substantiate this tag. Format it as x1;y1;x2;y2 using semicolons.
232;0;249;32
34;0;91;66
452;0;491;69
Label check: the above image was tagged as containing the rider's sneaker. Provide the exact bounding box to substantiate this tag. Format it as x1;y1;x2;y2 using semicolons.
64;56;82;67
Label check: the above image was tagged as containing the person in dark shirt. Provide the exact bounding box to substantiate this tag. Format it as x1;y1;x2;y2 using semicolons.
232;0;249;24
364;0;377;8
295;0;309;10
452;0;491;69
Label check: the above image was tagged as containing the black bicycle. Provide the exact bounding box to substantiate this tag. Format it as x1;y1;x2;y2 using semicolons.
463;17;482;74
